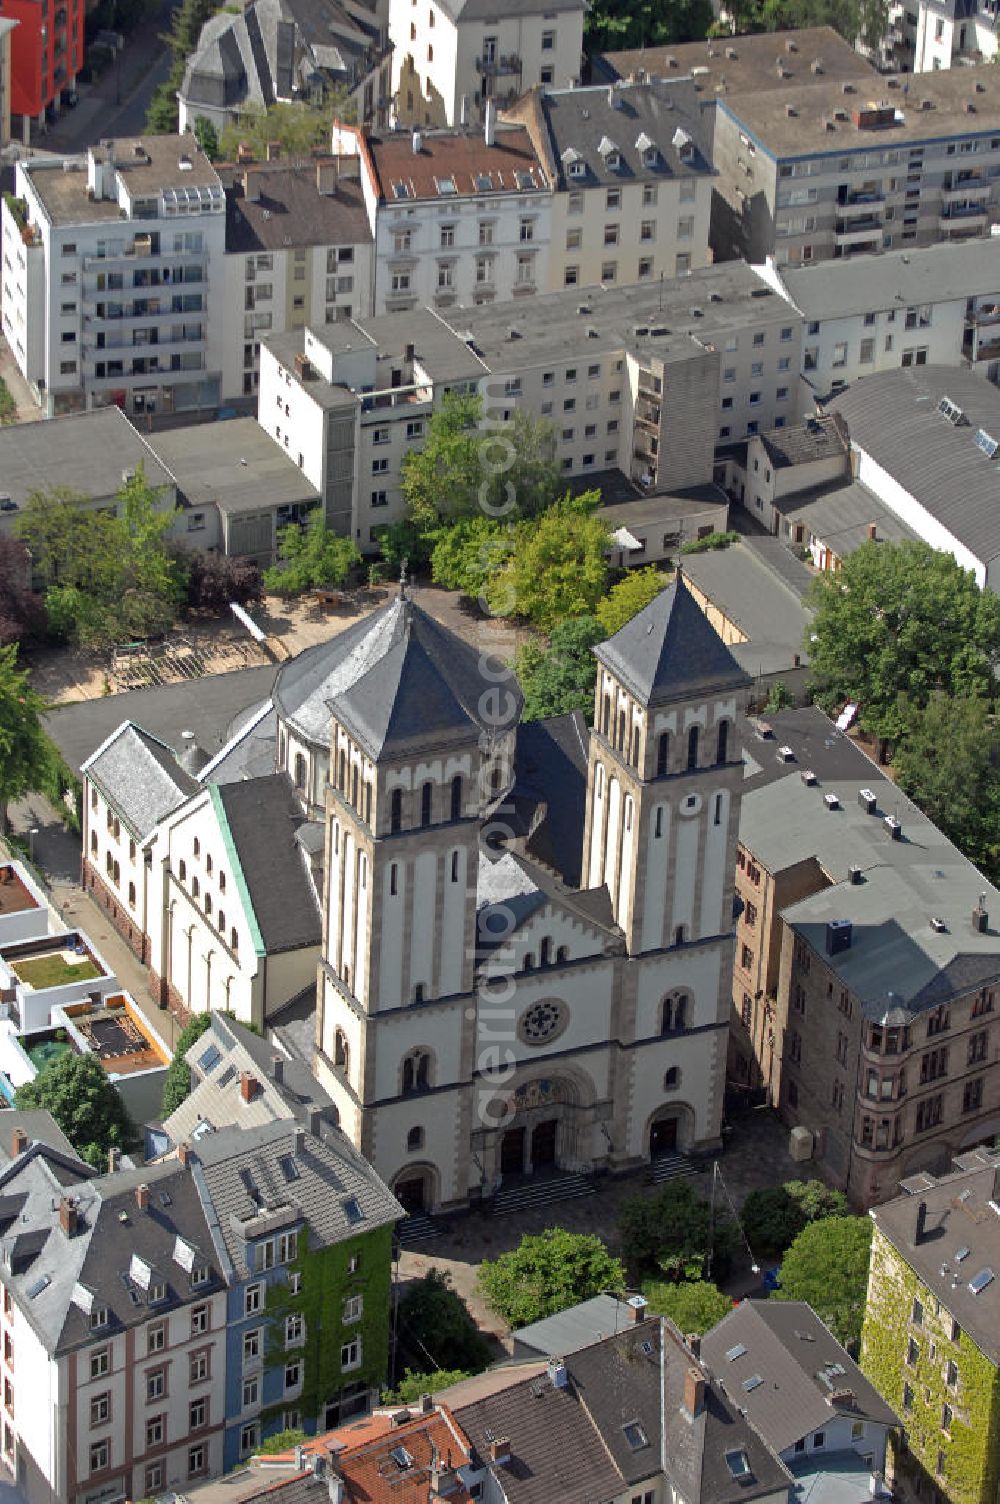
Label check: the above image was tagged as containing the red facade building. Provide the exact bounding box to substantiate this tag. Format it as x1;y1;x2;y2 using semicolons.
0;0;82;126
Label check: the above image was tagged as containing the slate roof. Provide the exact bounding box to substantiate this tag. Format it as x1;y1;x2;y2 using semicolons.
871;1153;1000;1365
0;1147;223;1357
214;775;322;954
775;237;1000;323
508;78;712;192
700;1301;899;1456
760;416;847;470
594;572;751;706
221;162;373;254
272;590;522;756
192;1119;401;1280
162;1011;330;1147
827;365;1000;569
511;711;589;888
82;721;199;841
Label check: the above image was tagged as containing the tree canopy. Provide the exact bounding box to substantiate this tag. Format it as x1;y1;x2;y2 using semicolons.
262;510;361;596
16;1053;133;1170
642;1279;733;1335
513;615;603;722
384;1369;474;1405
180;549;264;613
774;1215;873;1350
893;691;1000;881
484;493;609;631
0;538;44;647
740;1180;850;1260
618;1180;735;1282
218;99;354;162
402;395;561;530
395;1269;492;1377
429;517;513;599
478;1229;625;1329
805;540;1000;743
0;644;53;834
595;567;671;638
585;0;712;53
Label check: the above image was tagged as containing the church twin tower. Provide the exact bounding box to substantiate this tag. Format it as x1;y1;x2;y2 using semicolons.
293;576;749;1212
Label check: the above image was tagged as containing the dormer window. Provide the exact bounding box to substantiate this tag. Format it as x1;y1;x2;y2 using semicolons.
569;160;586;179
636;131;658;167
561;147;586;180
150;1280;167;1305
89;1306;109;1331
598;136;621;171
191;1263;209;1287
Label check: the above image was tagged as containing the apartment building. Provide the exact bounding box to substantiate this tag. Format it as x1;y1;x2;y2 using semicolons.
886;0;999;74
0;1140;229;1504
730;706;1000;1208
388;0;584;128
759;238;1000;399
594;26;877;150
1;137;226;420
0;0;81;136
507;77;715;291
712;64;1000;267
217;157;374;402
259;261;802;549
863;1152;1000;1504
332;113;552;314
828;365;1000;588
178;0;392;138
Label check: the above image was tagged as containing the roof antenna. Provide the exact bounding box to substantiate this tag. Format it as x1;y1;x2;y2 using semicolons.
400;556;409;600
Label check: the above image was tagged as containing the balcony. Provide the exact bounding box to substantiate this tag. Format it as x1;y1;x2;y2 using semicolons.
834;216;883;242
476;52;521;74
83;245;202;270
360;383;433;413
942;176;989;202
636;401;660;429
940;205;989;235
836;191;885;213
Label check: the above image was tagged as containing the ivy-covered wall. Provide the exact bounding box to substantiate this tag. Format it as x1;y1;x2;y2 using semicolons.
861;1227;1000;1504
260;1221;394;1439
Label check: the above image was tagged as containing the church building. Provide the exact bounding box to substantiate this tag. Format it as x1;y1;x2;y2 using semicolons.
304;575;751;1213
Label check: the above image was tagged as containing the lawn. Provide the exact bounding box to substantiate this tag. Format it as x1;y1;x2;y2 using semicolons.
11;954;102;990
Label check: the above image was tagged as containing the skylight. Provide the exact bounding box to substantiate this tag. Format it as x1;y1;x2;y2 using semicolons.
198;1044;222;1074
435;176;457;195
969;1268;994;1295
726;1343;747;1361
390;1446;414;1470
622;1421;648;1450
974;428;998;458
218;1064;237;1088
725;1449;752;1480
955;1246;971;1262
937;395;966;426
27;1275;50;1299
742;1374;763;1392
391;182;411;200
342;1197;364;1225
279;1154;300;1184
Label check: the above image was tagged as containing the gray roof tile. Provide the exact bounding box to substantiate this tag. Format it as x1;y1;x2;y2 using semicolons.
215;774;322;953
82;722;199;840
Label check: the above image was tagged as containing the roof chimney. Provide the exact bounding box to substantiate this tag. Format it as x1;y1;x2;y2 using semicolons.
687;1333;701;1358
59;1196;78;1237
411;128;423;155
420;1392;433;1414
547;1358;569;1389
973;897;989;933
240;1072;259;1103
135;1183;150;1212
108;1146;121;1173
315;159;338;196
488;1435;512;1464
271;1055;284;1085
484;98;496;148
683;1368;706;1418
244;169;260;203
307;1107;323;1137
867;522;877;541
627;1294;648;1323
912;1199;927;1247
10;1127;27;1158
177;1141;191;1167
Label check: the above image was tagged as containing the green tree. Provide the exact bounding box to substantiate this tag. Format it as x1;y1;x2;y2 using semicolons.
765;679;795;712
585;0;712;52
741;1186;807;1259
145;0;219;134
513;615;603;722
618;1180;737;1282
429;518;513;598
595;567;670;638
375;519;436;576
775;1216;873;1350
218;99;354;162
160;1013;214;1116
396;1269;492;1376
893;692;1000;879
485;493;609;631
642;1279;732;1334
478;1229;625;1329
805;540;1000;745
383;1368;473;1404
402;395;560;530
263;511;361;596
0;375;17;425
192;116;220;159
0;644;52;834
15;1053;133;1170
257;1429;307;1455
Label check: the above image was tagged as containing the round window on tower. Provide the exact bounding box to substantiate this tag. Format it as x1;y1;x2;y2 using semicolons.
517;999;568;1046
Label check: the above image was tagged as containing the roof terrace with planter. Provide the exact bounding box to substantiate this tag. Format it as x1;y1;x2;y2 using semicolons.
0;862;53;947
0;929;117;1033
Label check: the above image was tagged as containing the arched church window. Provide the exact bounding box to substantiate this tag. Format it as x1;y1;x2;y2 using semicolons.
664;1066;681;1090
655;808;664;839
603;693;612;736
402;1050;431;1094
339;750;347;790
421;782;433;827
490;763;503;796
294;753;307;791
540;937;552;967
390;788;403;834
661;992;689;1034
390;863;398;897
365;783;372;824
451;775;463;821
716;720;729;766
556;945;568;963
687;725;700;771
657;732;670;777
334;1029;349;1073
450;851;460;883
618;708;627;751
522;953;535;972
407;1126;424;1152
351;765;359;809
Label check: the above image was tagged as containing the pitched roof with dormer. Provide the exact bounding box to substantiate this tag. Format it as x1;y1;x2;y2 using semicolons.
594;573;751;707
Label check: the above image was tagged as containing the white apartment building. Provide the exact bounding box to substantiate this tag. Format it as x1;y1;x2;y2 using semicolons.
712;64;1000;267
758;237;1000;401
886;0;999;72
258;261;802;550
332;112;551;314
217;157;374;402
1;137;226;421
0;1141;227;1504
388;0;584;128
507;79;714;292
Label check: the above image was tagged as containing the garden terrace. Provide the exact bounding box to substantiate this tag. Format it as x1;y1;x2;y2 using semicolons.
0;867;40;919
62;995;168;1077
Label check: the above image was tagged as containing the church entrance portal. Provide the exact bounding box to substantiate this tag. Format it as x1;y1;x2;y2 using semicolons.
500;1127;526;1176
649;1116;678;1157
394;1174;427;1213
531;1118;558;1169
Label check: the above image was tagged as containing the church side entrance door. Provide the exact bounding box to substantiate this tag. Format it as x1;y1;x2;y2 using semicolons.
531;1118;558;1170
649;1117;678;1157
500;1127;526;1176
395;1174;427;1213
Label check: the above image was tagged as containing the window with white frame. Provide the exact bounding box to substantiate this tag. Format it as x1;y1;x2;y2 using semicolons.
245;1283;263;1315
341;1336;362;1371
343;1294;364;1324
286;1312;305;1346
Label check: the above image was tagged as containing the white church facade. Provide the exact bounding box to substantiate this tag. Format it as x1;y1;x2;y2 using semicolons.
302;576;750;1213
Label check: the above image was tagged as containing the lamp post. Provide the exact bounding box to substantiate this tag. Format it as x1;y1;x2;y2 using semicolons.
28;827;39;865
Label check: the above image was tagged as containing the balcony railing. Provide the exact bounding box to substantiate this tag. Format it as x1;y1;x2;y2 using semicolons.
476;52;521;74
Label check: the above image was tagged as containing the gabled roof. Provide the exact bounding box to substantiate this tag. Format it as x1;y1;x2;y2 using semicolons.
82;720;198;840
191;1118;401;1279
272;591;522;756
213;774;321;954
700;1301;899;1456
594;572;750;706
